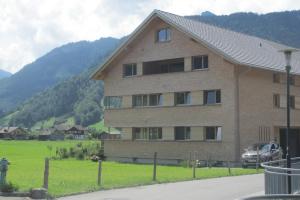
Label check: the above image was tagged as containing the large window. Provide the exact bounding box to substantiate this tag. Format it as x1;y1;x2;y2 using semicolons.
133;127;162;140
205;127;222;141
192;55;208;70
104;96;122;109
175;127;190;140
204;90;221;104
123;63;137;77
143;58;184;75
132;94;162;107
156;28;171;42
175;92;191;105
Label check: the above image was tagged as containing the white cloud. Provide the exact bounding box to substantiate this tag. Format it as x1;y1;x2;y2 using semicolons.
0;0;299;73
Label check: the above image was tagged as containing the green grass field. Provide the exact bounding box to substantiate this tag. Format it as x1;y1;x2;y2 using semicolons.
0;140;262;197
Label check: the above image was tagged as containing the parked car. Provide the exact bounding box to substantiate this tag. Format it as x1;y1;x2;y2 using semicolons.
241;142;282;168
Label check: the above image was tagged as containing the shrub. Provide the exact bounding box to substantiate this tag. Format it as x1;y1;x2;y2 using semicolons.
0;182;18;193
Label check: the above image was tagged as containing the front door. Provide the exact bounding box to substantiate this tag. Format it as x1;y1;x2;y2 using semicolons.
280;128;300;158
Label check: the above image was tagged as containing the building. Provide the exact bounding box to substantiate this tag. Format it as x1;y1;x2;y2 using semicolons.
54;125;87;140
38;128;65;141
91;10;300;164
0;127;27;140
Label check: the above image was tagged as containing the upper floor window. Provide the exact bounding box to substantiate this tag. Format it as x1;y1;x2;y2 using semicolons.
133;127;162;140
175;92;191;105
104;96;122;109
273;73;295;85
192;55;208;70
204;90;221;105
175;127;190;140
205;127;222;141
156;28;171;42
132;94;162;107
123;63;137;77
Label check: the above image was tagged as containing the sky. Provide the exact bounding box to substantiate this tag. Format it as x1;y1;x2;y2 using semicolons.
1;0;300;73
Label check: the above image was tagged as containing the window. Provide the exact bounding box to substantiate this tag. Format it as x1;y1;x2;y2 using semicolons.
133;94;162;107
104;96;122;109
273;94;280;108
175;92;191;105
133;128;148;140
132;95;148;107
149;94;162;106
205;127;222;141
149;128;162;140
156;28;171;42
123;63;137;77
291;95;295;109
273;94;295;109
175;127;190;140
273;73;295;86
273;73;280;83
192;56;208;70
143;58;184;75
133;127;162;140
204;90;221;104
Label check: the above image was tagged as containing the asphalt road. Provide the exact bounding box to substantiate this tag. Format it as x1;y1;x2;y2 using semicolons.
58;174;264;200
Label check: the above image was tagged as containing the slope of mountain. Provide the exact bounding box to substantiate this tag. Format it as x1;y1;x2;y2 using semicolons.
8;67;104;127
2;10;300;128
0;69;12;79
0;37;120;114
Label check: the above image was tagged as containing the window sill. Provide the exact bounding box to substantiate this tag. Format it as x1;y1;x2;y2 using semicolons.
192;68;209;71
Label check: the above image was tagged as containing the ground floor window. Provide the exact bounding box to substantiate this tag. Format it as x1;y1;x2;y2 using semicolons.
205;127;222;141
132;127;162;140
174;127;190;140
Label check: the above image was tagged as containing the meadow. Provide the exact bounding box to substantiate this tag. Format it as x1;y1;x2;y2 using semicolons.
0;140;262;197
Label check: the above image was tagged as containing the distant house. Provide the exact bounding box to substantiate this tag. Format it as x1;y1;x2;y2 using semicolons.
38;128;64;141
0;127;27;140
54;125;87;140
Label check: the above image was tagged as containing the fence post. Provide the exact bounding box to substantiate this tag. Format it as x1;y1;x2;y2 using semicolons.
43;158;49;189
256;146;259;172
193;160;196;178
188;151;192;168
98;160;102;185
227;161;231;175
153;152;157;181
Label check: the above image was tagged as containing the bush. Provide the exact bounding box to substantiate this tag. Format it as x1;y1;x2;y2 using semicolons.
54;142;103;160
0;182;18;193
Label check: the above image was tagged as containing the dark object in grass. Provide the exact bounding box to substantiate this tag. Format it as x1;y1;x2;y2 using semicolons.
0;182;18;193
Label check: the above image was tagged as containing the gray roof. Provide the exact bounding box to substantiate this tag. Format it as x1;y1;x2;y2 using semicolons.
92;10;300;78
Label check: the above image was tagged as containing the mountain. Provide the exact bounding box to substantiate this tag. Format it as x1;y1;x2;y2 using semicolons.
2;10;300;128
0;69;12;79
0;37;120;114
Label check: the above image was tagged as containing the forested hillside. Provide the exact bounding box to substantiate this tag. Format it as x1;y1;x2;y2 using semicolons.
0;37;119;114
1;10;300;128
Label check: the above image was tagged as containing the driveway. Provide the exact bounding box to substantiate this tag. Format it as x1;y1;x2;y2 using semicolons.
59;174;264;200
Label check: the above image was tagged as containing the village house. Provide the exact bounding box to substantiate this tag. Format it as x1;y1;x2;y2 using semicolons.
91;10;300;164
54;125;87;140
0;127;27;140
